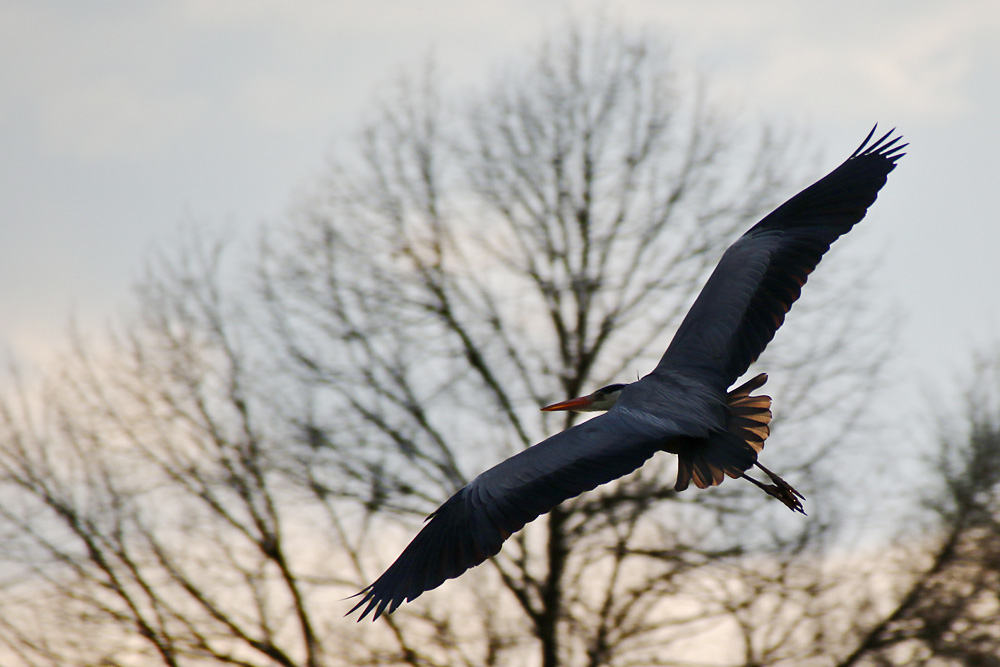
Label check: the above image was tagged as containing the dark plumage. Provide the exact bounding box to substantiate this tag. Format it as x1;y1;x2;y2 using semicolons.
350;127;905;621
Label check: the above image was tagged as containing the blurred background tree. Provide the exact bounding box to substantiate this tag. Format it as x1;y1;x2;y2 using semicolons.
834;353;1000;667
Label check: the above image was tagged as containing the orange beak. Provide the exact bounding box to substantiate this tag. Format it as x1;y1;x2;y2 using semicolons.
540;395;594;412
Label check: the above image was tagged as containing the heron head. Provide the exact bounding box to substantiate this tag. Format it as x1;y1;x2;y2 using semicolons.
541;383;627;413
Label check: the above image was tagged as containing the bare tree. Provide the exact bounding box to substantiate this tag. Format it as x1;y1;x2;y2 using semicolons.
0;21;894;667
259;22;890;667
832;353;1000;667
0;238;338;667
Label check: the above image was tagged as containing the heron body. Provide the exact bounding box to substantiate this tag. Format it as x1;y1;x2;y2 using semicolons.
351;127;905;621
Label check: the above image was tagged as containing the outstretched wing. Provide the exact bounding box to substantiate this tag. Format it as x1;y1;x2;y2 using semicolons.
654;127;905;388
350;412;663;621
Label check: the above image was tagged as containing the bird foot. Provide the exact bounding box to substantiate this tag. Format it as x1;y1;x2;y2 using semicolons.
743;463;806;514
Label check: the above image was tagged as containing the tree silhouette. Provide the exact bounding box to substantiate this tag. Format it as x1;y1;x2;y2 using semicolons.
835;353;1000;667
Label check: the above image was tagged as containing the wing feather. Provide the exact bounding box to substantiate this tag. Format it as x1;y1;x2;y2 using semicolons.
654;128;905;387
350;412;662;620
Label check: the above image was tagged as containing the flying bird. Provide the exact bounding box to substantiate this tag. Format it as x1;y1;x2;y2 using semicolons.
350;127;905;621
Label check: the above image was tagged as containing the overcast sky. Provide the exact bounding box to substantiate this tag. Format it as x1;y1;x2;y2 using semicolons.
2;0;998;418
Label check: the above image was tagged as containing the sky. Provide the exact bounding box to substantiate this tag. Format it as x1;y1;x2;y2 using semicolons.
1;0;998;420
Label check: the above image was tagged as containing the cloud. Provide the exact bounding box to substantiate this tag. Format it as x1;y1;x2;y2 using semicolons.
0;1;560;161
0;4;207;160
623;0;1000;122
38;79;204;160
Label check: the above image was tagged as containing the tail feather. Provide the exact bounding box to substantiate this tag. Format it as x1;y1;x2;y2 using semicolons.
675;374;772;491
